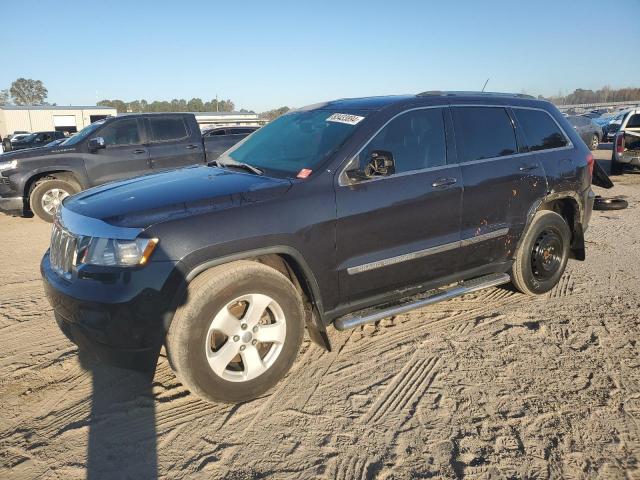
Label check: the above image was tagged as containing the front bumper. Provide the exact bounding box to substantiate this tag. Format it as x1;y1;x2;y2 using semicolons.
0;196;23;215
41;252;182;371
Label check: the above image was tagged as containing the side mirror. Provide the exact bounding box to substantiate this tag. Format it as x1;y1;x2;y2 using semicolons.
88;137;105;152
345;150;395;182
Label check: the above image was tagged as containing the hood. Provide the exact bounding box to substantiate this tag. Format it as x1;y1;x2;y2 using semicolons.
64;165;292;228
0;144;77;160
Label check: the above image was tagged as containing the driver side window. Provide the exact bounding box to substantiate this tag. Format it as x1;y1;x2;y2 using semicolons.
100;119;141;147
357;108;447;175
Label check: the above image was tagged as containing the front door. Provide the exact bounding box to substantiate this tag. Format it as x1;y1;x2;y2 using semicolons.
145;115;204;170
83;117;150;186
335;107;463;306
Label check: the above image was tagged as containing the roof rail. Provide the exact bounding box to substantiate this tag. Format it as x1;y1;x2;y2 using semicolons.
416;91;536;100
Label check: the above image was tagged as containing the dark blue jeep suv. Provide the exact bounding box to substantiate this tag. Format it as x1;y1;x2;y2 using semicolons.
41;92;596;403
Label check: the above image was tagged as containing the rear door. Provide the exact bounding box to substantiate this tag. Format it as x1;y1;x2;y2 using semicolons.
335;107;463;304
83;117;151;186
453;105;547;272
145;115;204;170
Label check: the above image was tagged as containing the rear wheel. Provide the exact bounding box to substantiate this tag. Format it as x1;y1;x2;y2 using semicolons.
29;177;80;222
511;210;571;295
166;261;305;403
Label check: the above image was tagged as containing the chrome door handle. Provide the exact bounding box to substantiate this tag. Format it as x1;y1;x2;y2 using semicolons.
432;177;457;188
519;164;537;172
185;144;199;150
132;149;146;154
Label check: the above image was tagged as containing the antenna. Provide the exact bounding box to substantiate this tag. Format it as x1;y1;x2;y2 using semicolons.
481;78;490;92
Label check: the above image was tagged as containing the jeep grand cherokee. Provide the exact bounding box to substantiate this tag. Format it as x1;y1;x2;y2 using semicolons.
42;92;596;403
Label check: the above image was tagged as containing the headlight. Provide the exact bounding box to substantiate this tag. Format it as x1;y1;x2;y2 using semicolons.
0;160;17;171
76;237;158;267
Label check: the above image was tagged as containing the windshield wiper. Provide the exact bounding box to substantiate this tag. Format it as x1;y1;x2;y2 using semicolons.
212;159;263;175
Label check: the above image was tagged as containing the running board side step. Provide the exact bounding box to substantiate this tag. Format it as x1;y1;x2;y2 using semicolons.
333;273;511;331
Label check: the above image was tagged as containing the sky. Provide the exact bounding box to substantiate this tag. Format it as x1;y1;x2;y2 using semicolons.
1;0;639;112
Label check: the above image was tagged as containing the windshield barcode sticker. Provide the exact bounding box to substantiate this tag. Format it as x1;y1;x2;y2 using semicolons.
326;113;365;125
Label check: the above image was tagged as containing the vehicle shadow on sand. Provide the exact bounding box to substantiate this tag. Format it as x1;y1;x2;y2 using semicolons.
79;352;159;479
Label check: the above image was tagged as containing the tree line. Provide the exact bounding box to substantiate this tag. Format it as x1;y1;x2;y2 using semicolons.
545;86;640;106
97;98;240;114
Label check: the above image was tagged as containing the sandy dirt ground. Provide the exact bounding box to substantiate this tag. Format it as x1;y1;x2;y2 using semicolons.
0;149;639;479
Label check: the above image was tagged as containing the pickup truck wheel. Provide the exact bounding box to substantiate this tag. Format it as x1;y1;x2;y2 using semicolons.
29;177;80;222
590;134;599;150
511;210;570;295
166;261;304;403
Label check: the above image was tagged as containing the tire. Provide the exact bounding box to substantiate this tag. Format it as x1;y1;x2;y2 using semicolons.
166;260;305;403
29;177;80;222
511;210;571;295
593;196;628;211
590;134;599;150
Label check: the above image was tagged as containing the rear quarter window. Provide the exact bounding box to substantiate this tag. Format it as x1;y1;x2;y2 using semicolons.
514;109;568;151
452;107;517;161
149;116;189;142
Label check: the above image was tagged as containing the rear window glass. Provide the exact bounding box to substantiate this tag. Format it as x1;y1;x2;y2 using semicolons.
627;114;640;128
514;109;568;151
452;107;517;161
149;117;188;141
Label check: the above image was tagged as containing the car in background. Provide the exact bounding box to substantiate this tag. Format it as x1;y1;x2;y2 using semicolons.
611;109;640;175
10;131;65;151
202;126;259;159
2;132;31;152
603;110;631;142
566;115;602;150
0;114;256;222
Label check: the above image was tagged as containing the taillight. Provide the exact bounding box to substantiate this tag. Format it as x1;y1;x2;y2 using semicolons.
616;134;625;154
586;152;594;179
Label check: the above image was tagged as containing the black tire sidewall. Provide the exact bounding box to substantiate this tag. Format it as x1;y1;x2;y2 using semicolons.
515;212;571;294
30;179;79;222
173;268;304;403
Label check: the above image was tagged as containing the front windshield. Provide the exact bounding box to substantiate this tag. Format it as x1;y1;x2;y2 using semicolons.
60;120;106;146
220;109;368;176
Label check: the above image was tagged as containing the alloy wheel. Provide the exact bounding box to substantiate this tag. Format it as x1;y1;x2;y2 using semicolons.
41;188;70;214
205;293;286;382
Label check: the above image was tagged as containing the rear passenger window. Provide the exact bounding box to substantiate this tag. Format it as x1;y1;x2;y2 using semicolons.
149;117;188;142
514;109;568;151
452;107;517;161
359;108;447;174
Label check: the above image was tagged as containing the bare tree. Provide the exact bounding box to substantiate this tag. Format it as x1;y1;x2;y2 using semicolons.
0;89;9;106
9;78;48;105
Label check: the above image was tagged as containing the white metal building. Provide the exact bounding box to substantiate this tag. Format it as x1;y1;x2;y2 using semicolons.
194;111;266;130
0;105;117;139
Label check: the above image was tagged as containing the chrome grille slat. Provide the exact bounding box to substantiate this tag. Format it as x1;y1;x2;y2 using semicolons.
50;223;77;279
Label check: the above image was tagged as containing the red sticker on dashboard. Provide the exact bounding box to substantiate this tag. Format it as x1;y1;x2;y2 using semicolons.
297;168;312;179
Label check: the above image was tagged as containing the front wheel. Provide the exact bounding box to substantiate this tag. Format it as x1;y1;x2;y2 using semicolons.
166;261;305;403
511;210;571;295
590;134;599;150
29;177;80;222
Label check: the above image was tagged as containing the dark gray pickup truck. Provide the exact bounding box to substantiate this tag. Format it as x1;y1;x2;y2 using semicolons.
0;113;256;221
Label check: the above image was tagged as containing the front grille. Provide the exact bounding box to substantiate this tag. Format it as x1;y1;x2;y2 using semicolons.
50;223;77;279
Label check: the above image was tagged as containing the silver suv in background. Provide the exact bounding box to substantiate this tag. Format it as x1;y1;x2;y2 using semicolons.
611;109;640;175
